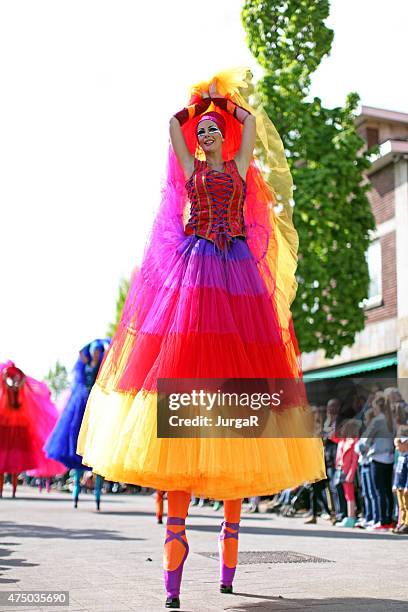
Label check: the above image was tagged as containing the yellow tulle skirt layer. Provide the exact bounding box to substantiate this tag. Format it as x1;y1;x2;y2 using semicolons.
78;385;326;500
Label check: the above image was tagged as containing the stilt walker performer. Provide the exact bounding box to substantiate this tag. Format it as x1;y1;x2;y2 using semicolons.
45;339;109;510
78;69;326;608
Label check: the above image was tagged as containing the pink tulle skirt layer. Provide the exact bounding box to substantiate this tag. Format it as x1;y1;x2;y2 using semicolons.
26;453;67;478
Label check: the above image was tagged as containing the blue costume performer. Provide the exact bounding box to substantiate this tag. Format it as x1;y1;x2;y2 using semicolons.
45;339;110;510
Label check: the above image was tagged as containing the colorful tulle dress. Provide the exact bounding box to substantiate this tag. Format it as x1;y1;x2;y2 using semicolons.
45;340;109;470
0;361;64;495
78;69;326;500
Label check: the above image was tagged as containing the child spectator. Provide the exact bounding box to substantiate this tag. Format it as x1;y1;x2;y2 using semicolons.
335;419;360;528
392;425;408;534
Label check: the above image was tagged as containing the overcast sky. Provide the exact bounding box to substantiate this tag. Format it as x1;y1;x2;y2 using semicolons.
1;0;407;380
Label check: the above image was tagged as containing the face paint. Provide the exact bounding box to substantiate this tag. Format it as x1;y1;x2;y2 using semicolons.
197;123;222;140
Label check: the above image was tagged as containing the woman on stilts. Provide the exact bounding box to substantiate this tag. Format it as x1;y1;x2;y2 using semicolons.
0;364;27;497
0;362;62;498
45;339;109;510
78;69;326;608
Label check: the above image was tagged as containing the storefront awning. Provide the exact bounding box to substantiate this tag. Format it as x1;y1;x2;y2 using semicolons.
303;353;398;381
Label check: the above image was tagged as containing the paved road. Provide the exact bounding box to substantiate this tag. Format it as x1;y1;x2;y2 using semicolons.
0;486;407;611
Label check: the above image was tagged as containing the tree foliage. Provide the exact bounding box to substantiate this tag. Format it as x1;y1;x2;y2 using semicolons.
106;276;130;337
45;360;69;400
242;0;376;358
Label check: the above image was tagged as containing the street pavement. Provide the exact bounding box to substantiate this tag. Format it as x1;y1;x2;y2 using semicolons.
0;486;407;612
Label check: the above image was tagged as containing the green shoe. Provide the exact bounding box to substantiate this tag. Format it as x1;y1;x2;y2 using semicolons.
338;517;356;528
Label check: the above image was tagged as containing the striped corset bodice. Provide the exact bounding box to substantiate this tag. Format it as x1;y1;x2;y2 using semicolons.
185;159;246;249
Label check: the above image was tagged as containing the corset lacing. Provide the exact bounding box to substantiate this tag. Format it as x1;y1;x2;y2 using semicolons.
185;161;247;257
206;170;235;252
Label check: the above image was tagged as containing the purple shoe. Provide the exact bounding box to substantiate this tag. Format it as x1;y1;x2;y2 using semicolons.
218;520;240;592
164;517;189;602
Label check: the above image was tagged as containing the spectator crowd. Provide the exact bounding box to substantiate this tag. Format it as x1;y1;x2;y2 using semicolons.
289;385;408;533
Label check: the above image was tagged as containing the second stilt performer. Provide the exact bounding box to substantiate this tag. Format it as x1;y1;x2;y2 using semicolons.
0;362;62;499
45;339;109;510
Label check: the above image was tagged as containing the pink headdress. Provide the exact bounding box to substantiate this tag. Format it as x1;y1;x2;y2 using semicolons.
196;111;226;138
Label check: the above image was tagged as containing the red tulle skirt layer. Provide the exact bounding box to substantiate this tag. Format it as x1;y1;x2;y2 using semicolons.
0;411;40;474
100;235;301;393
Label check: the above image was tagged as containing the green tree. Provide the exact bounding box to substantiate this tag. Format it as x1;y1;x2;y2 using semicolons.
45;360;69;400
242;0;376;358
106;276;130;337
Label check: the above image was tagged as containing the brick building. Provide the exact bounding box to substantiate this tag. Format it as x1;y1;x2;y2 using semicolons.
301;106;408;392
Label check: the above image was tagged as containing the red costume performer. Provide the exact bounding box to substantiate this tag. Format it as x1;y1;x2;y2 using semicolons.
0;361;63;498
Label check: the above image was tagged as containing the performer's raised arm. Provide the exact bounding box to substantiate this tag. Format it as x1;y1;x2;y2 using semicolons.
209;81;256;179
170;93;211;179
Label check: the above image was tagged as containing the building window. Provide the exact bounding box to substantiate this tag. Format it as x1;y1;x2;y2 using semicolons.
363;239;382;309
366;127;379;149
